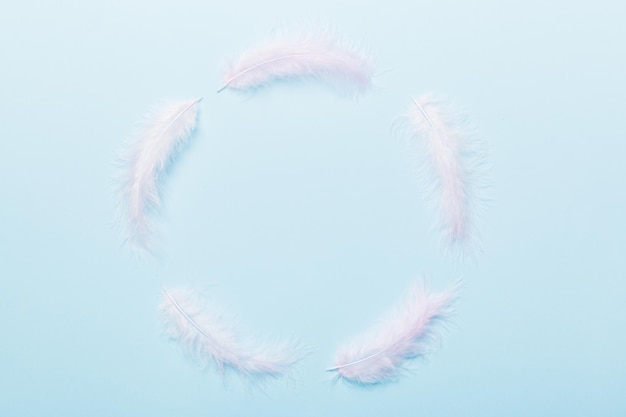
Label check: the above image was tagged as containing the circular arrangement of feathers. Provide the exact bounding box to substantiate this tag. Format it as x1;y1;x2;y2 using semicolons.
115;27;489;389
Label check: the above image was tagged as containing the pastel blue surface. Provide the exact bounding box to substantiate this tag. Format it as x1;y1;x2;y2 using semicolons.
1;0;625;416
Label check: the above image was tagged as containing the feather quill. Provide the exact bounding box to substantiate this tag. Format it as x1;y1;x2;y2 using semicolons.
117;98;202;255
405;95;487;255
159;287;305;386
218;30;374;95
327;280;460;386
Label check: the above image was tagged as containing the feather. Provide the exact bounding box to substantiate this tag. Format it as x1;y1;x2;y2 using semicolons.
159;287;305;386
327;280;460;386
117;98;202;255
218;30;374;95
405;95;487;255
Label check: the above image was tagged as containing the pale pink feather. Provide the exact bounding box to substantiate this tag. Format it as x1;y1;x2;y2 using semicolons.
117;98;201;255
407;95;487;255
327;280;460;385
219;30;374;95
159;287;305;386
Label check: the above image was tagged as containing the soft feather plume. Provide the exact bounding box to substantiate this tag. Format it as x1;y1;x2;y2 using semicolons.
327;280;460;386
405;95;487;256
218;29;374;95
159;287;305;386
117;98;202;255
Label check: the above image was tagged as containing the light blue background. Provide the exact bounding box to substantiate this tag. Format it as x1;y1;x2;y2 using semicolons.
1;0;625;416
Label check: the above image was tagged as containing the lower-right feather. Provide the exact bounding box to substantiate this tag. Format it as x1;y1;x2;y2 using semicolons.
327;280;460;386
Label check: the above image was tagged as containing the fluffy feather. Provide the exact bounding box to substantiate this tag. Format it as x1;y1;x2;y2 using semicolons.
218;30;374;95
159;287;305;386
117;98;202;255
405;95;487;255
327;280;460;386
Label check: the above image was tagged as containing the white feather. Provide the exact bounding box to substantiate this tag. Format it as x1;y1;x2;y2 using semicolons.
327;280;460;386
159;287;305;386
406;95;487;255
117;98;202;255
218;30;374;95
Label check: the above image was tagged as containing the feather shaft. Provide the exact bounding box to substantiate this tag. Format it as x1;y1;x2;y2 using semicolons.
411;97;436;129
218;54;311;92
162;288;222;347
325;344;395;371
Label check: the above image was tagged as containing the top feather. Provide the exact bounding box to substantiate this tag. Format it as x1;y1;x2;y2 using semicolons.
218;30;374;95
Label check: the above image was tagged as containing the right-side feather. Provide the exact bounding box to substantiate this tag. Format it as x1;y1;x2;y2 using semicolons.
159;287;305;386
405;95;487;255
327;280;460;386
117;98;202;255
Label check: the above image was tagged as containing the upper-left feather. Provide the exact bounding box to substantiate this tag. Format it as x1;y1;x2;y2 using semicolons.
117;98;202;255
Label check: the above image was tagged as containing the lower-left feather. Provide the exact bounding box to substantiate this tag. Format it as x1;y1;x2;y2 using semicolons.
117;98;202;256
159;287;306;386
